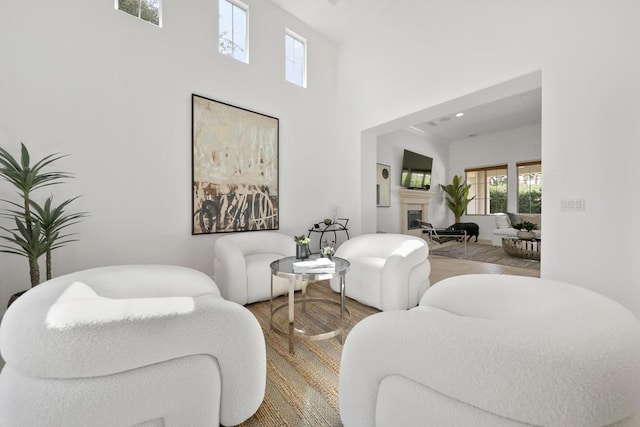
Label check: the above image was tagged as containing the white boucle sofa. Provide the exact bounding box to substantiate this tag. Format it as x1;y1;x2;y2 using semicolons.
491;213;541;246
0;265;266;427
339;274;640;427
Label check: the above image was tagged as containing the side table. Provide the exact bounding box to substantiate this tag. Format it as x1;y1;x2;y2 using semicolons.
307;218;350;253
269;256;351;354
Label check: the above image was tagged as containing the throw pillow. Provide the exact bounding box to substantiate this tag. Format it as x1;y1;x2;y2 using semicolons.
495;214;511;229
507;212;523;226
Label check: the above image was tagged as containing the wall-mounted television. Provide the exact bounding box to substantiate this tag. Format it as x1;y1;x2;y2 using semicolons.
400;149;433;190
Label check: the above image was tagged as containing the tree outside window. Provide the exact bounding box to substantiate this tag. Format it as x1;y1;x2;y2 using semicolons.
518;161;542;214
219;0;248;63
465;166;508;215
117;0;160;26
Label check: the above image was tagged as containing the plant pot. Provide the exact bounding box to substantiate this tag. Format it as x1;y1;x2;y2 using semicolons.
296;244;310;260
516;231;535;240
7;290;28;308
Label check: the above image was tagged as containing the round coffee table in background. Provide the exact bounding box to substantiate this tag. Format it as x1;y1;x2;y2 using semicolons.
502;237;541;261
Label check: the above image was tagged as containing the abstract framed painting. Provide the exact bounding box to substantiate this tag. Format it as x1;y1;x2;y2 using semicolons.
192;94;279;234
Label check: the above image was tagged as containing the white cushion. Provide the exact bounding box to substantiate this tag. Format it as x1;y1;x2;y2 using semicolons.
46;282;195;329
495;214;511;229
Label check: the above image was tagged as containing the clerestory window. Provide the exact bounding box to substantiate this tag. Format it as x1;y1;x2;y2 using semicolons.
285;30;306;87
116;0;161;26
219;0;248;63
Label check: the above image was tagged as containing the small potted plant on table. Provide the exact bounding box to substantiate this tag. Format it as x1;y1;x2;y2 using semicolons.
513;221;537;240
294;235;311;260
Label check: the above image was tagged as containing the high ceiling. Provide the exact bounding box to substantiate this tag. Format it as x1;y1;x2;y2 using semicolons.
266;0;392;43
268;0;542;142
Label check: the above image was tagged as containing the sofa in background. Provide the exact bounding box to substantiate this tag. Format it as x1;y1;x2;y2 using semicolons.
491;212;541;246
0;265;266;427
338;274;640;427
330;233;430;311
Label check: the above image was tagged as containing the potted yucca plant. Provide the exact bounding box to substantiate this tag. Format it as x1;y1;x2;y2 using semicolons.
0;143;88;303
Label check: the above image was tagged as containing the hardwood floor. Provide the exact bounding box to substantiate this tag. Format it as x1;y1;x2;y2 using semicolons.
429;251;540;285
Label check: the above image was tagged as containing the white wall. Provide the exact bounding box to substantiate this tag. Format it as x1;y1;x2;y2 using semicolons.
3;0;640;320
376;130;449;233
449;124;541;241
339;0;640;317
0;0;341;313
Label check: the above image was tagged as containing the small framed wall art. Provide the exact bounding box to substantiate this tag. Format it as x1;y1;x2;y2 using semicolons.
192;94;279;234
376;163;391;207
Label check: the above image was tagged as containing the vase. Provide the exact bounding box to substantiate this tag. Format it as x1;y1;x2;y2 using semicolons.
296;244;310;260
516;230;535;240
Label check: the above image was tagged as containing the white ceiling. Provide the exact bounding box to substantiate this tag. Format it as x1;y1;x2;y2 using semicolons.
410;88;542;142
267;0;542;142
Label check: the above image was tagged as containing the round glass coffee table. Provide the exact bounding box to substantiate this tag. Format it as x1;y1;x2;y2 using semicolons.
269;256;350;354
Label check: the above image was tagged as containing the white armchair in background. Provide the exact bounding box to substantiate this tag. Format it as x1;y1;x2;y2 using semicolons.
214;231;298;305
0;265;266;427
330;233;430;311
339;274;640;427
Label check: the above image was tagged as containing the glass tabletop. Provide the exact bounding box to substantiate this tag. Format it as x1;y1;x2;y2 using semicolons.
270;256;350;279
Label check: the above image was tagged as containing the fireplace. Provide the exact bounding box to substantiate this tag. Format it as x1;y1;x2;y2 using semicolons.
407;210;422;230
399;188;434;237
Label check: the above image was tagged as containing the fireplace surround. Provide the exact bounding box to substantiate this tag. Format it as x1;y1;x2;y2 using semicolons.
399;188;434;237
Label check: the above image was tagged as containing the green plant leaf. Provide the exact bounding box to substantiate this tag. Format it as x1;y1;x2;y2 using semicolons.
0;142;87;286
440;175;476;221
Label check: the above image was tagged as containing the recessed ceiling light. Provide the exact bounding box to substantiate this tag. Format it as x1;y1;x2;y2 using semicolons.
439;117;451;122
455;112;464;117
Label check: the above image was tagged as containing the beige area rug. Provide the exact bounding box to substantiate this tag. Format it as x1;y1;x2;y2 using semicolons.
430;241;540;270
240;281;380;426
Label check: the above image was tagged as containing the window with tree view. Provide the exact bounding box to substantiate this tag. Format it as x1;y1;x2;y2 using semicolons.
117;0;160;26
518;161;542;214
465;166;508;215
219;0;248;63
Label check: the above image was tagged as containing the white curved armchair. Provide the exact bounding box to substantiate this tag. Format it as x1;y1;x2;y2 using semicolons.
339;274;640;427
330;233;430;311
214;231;298;305
0;265;266;427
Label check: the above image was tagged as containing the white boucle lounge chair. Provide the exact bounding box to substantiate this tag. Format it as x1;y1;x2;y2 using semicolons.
339;274;640;427
0;264;266;427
